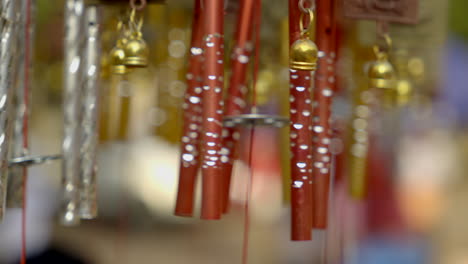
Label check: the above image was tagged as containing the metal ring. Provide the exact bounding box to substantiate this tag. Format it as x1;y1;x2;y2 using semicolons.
130;0;147;11
299;0;315;13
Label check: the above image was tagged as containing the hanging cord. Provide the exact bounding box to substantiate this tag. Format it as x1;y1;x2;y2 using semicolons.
21;0;33;263
129;0;146;11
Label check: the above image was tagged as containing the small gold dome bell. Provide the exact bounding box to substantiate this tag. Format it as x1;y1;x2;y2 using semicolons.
289;38;318;71
110;39;130;75
367;59;397;90
123;32;149;68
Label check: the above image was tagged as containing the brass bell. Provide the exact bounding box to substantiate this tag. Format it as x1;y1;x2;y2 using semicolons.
109;39;130;75
367;59;397;90
289;37;318;71
123;31;149;68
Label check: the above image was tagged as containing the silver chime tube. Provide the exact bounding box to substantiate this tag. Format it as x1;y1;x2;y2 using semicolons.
0;0;20;220
79;5;100;219
61;0;85;226
8;0;34;208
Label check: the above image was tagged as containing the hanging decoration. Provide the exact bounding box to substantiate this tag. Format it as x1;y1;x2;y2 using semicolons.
198;0;226;220
288;0;317;241
0;2;450;263
311;0;337;229
221;0;256;214
79;5;101;219
175;0;204;217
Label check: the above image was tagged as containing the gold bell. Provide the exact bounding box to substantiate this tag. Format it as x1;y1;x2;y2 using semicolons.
367;59;397;90
110;39;130;75
289;38;318;71
123;31;149;68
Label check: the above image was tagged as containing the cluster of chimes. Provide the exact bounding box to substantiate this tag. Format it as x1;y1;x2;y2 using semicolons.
61;0;150;225
109;8;149;74
174;0;421;243
0;0;423;251
172;0;337;240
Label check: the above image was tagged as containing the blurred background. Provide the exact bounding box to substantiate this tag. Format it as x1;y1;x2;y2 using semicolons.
2;0;468;263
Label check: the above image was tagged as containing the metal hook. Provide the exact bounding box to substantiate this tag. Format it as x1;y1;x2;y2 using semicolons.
128;8;143;33
299;8;314;36
373;34;392;59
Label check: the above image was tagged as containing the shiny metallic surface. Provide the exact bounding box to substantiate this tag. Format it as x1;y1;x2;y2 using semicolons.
0;0;20;219
9;154;62;167
79;5;100;219
289;38;318;71
61;0;85;226
368;59;397;89
123;33;149;68
7;0;34;208
223;114;289;128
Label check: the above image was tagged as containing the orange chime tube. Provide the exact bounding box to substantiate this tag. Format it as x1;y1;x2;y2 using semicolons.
200;0;225;220
312;0;336;229
289;0;314;241
221;0;255;213
175;0;204;217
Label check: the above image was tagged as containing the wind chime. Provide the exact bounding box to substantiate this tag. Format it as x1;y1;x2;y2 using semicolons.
174;0;337;244
0;0;151;227
0;0;427;262
343;0;419;199
60;0;151;225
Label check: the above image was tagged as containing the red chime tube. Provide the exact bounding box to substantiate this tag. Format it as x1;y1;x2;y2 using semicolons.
289;0;314;241
175;0;204;217
312;0;336;229
200;0;225;220
221;0;255;213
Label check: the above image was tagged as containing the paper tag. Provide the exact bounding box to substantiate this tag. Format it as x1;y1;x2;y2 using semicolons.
343;0;419;24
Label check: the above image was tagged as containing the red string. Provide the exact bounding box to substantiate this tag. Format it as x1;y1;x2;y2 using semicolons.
241;127;255;264
21;0;32;263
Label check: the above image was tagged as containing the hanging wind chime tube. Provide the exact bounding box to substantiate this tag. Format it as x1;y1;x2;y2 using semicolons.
288;0;317;240
349;31;397;199
348;84;371;199
61;0;85;226
342;0;419;199
311;0;336;229
79;5;101;219
200;0;225;220
175;0;204;217
221;0;255;214
8;0;33;208
0;0;20;220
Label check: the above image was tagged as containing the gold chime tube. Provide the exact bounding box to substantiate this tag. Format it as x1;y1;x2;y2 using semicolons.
0;0;20;219
348;91;371;199
79;5;100;219
61;0;85;226
8;0;34;208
